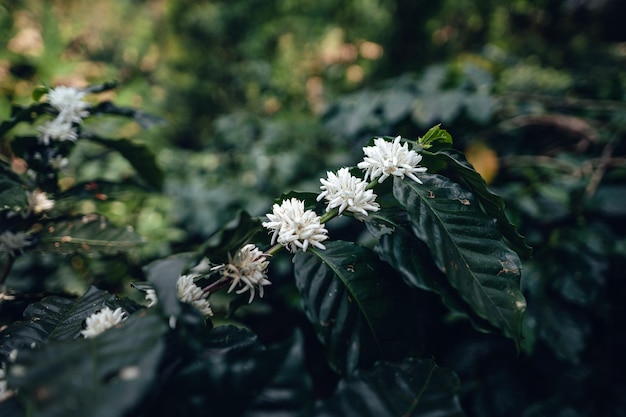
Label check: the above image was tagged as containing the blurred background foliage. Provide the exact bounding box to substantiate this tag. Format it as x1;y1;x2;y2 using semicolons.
1;0;626;416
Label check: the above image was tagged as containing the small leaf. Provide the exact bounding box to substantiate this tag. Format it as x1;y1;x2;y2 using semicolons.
7;309;167;417
393;175;526;348
294;240;421;375
311;358;466;417
418;124;453;150
38;214;144;255
86;135;164;189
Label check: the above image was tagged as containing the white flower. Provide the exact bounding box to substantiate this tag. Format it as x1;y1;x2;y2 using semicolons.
37;118;78;145
212;244;271;303
357;136;427;184
145;289;158;307
47;86;90;123
81;307;127;338
0;231;30;256
262;198;328;253
48;155;69;170
176;274;213;317
317;167;380;218
26;190;55;216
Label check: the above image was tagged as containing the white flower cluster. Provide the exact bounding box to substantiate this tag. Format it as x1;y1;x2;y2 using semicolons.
212;244;271;303
358;136;427;184
81;307;127;338
0;231;30;256
261;135;426;254
176;274;213;317
37;86;90;145
318;167;379;218
263;198;328;253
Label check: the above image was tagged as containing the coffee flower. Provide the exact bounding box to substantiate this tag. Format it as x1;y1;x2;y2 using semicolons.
212;244;271;303
47;86;90;123
317;167;380;218
262;198;328;253
81;307;127;338
176;274;213;317
0;231;30;256
37;118;78;145
358;136;427;184
26;190;55;216
145;289;158;307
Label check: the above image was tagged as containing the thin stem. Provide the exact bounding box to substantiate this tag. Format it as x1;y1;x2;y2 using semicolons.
202;277;230;296
319;207;339;224
266;243;283;257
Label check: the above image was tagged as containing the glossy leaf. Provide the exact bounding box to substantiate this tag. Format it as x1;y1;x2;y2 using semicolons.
421;150;531;259
393;175;526;347
311;358;465;417
0;286;142;358
38;214;144;255
0;175;27;215
367;208;496;333
294;240;421;375
86;134;164;189
7;309;167;417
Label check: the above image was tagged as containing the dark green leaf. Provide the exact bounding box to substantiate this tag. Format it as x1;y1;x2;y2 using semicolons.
421;150;531;259
0;175;27;215
38;214;144;255
311;358;465;417
89;101;166;128
0;286;142;358
201;211;263;264
7;309;167;417
393;175;526;348
294;240;421;375
367;208;496;333
86;135;163;189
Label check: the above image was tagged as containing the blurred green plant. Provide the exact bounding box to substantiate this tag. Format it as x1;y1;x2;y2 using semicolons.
0;94;529;416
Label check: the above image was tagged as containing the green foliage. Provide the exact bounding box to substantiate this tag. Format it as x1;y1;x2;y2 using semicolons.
294;241;422;374
1;1;626;416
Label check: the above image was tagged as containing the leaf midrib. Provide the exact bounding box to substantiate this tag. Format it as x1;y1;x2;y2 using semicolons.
310;245;386;361
403;178;514;335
